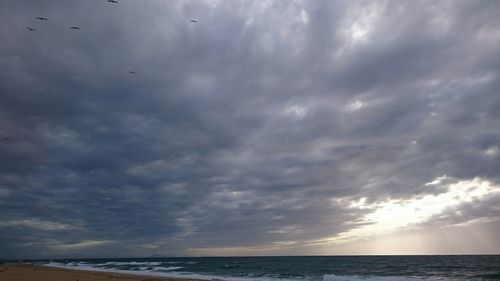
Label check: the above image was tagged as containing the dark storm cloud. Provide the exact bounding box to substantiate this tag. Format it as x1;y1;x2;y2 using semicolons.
1;0;500;258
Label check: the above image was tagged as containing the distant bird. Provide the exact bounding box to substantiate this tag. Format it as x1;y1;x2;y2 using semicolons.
36;17;48;21
190;19;198;23
70;26;81;30
129;71;136;74
107;0;119;3
26;27;35;31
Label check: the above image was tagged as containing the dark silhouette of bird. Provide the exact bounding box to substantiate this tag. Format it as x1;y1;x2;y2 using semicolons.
107;0;119;3
70;26;81;30
36;17;48;21
190;19;198;23
26;27;35;31
129;71;136;74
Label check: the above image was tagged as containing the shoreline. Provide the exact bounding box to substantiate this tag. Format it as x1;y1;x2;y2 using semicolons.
0;264;206;281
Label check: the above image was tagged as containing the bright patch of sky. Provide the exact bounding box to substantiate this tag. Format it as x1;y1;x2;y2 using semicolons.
343;2;380;44
484;146;499;158
347;100;364;111
325;176;500;244
283;104;308;118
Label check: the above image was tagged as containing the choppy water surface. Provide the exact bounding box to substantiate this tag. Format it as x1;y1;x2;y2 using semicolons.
41;256;500;281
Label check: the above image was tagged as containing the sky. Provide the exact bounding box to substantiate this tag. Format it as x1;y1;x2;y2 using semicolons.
0;0;500;259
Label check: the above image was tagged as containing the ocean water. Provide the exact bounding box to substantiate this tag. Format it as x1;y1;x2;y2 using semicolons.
40;256;500;281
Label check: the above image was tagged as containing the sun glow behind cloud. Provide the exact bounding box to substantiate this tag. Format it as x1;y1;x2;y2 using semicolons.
324;176;500;244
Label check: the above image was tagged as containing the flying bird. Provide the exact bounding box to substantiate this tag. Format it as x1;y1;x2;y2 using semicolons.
107;0;119;3
70;26;81;30
26;27;35;31
36;17;48;21
190;19;198;23
129;71;136;74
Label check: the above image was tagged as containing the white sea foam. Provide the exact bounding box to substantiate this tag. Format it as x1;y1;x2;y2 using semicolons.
152;266;184;271
43;263;442;281
44;262;224;280
95;261;160;267
44;262;286;281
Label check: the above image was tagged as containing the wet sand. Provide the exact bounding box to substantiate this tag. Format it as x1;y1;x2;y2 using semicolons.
0;264;201;281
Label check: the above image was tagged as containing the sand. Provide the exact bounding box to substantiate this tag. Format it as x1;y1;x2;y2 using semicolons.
0;264;202;281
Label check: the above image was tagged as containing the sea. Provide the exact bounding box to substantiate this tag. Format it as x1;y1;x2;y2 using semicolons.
37;256;500;281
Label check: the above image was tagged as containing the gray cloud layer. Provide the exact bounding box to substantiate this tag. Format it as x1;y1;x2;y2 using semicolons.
1;0;500;258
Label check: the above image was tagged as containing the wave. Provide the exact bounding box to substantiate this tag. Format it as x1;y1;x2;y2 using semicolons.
97;261;161;266
152;266;184;271
45;262;221;280
43;263;456;281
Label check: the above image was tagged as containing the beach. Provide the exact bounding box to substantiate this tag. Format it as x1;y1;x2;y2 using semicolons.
0;264;198;281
